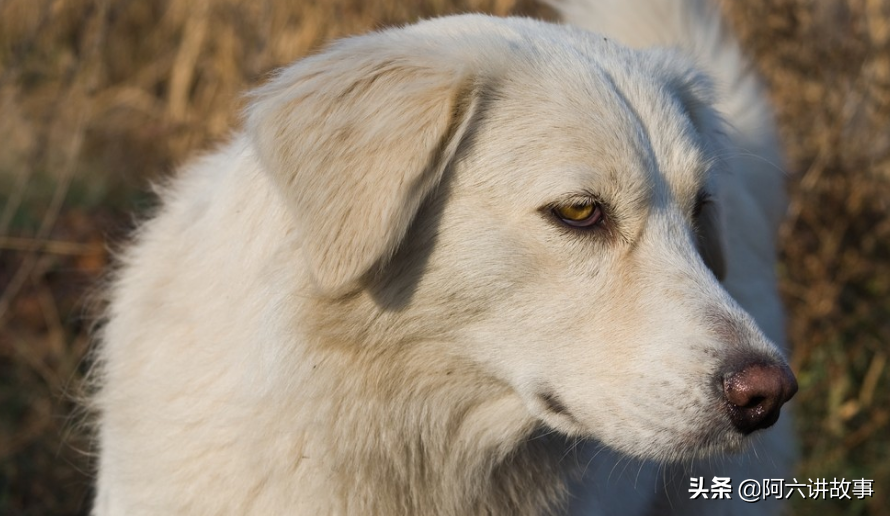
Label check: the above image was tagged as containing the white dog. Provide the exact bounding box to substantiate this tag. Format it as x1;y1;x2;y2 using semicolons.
91;0;796;514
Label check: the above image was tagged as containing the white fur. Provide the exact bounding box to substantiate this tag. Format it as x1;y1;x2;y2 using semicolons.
547;2;793;515
92;5;792;515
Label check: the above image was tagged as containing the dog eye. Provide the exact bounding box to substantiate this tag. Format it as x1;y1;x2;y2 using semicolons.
693;190;713;219
553;202;604;228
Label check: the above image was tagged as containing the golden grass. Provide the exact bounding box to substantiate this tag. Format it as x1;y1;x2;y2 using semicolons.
0;1;887;514
724;3;890;514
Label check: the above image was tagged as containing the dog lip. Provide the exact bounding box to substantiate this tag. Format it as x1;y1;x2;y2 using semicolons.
536;389;578;424
538;390;569;415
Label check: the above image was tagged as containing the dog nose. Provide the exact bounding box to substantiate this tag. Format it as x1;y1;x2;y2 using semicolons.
722;361;797;434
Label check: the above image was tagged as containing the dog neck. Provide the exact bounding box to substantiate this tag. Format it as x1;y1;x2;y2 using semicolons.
291;293;575;515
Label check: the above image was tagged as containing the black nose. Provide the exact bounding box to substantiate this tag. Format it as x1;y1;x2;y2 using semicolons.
722;361;797;434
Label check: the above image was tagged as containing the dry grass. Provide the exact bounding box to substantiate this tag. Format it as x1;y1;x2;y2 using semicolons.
724;2;890;514
0;0;887;515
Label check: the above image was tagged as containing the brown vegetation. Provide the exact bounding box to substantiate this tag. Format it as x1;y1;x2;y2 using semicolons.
0;1;887;514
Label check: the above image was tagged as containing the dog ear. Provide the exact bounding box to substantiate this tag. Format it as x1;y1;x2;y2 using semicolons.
247;37;479;294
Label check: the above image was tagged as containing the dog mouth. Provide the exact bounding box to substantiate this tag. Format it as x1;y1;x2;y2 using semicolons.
534;388;588;433
537;390;573;419
530;363;794;461
532;390;748;462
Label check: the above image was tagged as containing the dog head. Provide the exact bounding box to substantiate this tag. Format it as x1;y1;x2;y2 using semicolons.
246;15;795;462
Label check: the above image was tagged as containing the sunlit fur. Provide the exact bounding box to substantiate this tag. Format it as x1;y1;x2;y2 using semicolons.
92;3;792;515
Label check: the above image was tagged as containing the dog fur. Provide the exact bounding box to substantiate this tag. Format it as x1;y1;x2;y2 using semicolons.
91;1;794;514
545;2;795;515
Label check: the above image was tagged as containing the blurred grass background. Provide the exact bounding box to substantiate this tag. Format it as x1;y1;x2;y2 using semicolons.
0;0;887;514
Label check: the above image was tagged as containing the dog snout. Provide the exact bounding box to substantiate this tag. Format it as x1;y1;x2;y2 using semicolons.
721;361;797;435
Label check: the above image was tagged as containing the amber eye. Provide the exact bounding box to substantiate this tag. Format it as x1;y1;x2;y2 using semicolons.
553;202;604;228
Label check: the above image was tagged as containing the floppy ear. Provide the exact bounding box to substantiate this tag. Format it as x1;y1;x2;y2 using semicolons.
246;36;479;294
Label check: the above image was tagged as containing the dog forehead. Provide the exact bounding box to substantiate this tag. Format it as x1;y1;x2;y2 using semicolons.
328;14;709;208
458;44;707;209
